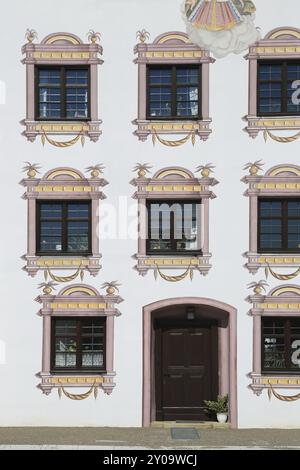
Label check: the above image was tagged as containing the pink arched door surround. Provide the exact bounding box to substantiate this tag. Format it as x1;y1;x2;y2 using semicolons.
142;297;237;428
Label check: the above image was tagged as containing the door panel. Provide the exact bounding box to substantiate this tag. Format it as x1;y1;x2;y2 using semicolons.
155;324;217;421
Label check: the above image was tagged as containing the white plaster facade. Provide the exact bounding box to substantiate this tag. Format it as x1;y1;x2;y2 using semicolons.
0;0;300;428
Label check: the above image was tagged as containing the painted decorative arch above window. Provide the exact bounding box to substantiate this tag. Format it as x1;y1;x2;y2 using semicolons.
244;27;300;142
21;31;103;146
242;163;300;277
36;282;123;397
133;31;215;146
131;164;218;280
20;165;107;278
247;284;300;399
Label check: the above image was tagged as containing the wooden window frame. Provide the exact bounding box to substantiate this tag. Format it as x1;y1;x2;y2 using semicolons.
146;64;202;121
35;65;91;121
36;200;92;257
261;317;300;375
146;199;202;256
257;197;300;254
257;59;300;117
51;316;106;374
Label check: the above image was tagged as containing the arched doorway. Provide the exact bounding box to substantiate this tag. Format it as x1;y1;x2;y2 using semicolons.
143;298;237;427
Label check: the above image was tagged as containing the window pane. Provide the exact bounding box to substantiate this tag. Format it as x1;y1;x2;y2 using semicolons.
291;319;300;370
260;219;282;234
67;202;89;219
55;320;77;336
287;80;300;113
258;64;282;114
40;204;62;219
288;220;300;249
148;202;200;252
176;68;198;85
66;69;88;85
288;201;300;216
259;201;282;217
287;64;300;80
177;101;198;116
177;86;198;102
67;221;89;252
177;86;198;116
39;103;61;118
66;87;88;118
260;234;282;249
39;88;61;103
263;318;286;371
149;86;171;117
259;64;282;81
54;319;77;369
149;68;172;85
81;319;104;368
39;221;62;252
39;69;61;85
149;87;171;102
258;98;281;114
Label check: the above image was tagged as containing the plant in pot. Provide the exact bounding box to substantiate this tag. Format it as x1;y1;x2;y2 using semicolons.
204;394;229;424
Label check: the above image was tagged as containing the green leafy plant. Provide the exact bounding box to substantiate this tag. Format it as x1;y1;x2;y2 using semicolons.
204;394;228;415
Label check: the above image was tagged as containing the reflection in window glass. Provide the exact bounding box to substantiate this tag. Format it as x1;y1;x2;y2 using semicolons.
147;201;201;254
148;66;200;119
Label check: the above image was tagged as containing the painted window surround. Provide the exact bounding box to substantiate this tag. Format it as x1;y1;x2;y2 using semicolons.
21;32;103;144
247;285;300;396
131;166;218;279
20;167;108;277
244;27;300;142
36;283;122;396
133;31;214;145
242;164;300;275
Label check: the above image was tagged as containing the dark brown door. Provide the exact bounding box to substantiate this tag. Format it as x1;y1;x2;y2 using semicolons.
155;324;218;421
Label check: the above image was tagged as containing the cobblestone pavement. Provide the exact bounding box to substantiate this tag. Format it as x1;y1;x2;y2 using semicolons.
0;428;300;449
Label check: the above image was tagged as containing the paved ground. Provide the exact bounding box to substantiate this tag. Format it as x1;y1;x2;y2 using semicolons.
0;428;300;449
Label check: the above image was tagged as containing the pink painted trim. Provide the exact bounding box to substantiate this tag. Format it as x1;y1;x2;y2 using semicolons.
134;31;214;142
142;297;237;428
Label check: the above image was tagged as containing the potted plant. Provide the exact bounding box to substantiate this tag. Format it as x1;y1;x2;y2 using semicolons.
204;394;229;423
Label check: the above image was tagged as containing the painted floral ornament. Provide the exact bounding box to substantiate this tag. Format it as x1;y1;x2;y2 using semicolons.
182;0;260;58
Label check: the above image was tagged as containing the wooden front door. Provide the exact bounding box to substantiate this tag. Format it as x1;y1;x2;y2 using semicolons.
155;322;218;421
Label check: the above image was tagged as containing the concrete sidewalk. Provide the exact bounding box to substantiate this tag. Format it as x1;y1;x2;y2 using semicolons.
0;428;300;449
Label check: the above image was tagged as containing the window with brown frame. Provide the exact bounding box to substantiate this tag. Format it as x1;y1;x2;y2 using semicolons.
258;198;300;253
147;65;201;120
35;66;90;120
262;317;300;374
146;200;202;255
51;317;106;373
257;60;300;116
36;200;92;256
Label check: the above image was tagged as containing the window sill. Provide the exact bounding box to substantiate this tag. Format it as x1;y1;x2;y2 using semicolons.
134;253;212;277
243;114;300;140
38;372;116;396
244;251;300;275
23;254;102;278
133;118;212;144
21;119;103;144
249;372;300;396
